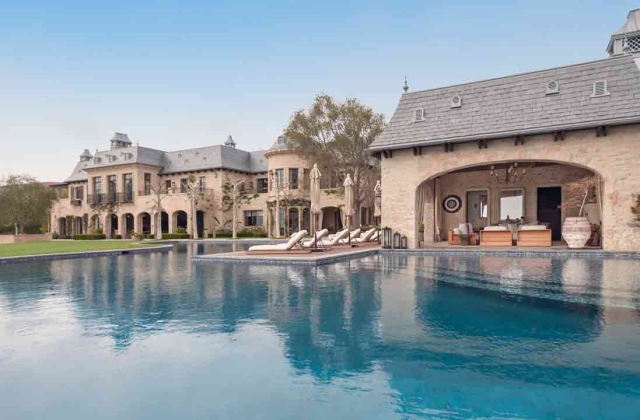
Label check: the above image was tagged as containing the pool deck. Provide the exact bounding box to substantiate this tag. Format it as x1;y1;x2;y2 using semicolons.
193;244;382;266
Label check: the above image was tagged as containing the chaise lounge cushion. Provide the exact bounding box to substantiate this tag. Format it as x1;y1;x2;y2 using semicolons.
483;226;509;231
519;225;547;231
249;230;308;252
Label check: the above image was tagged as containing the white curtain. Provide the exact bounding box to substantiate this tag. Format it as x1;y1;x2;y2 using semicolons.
434;177;442;242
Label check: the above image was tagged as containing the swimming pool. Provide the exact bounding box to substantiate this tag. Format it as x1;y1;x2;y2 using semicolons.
1;243;640;419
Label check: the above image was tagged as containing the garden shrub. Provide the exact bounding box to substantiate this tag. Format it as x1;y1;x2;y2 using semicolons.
162;233;190;239
145;234;155;239
73;234;106;240
176;226;187;234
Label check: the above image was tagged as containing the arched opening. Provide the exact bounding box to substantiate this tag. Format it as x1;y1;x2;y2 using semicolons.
196;210;205;237
302;208;310;233
288;208;299;234
73;217;83;235
161;212;169;234
121;213;134;238
57;218;67;237
107;214;119;238
321;207;343;234
139;213;151;235
173;211;188;232
90;215;101;233
415;160;602;249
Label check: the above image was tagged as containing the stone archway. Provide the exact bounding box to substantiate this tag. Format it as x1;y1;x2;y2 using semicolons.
161;212;169;234
57;217;67;237
173;211;188;233
138;212;152;235
413;160;601;248
121;213;134;238
106;214;119;238
321;207;343;234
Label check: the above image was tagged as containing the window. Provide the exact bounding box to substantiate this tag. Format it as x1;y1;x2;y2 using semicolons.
123;173;133;201
93;177;102;195
180;178;188;193
244;210;263;227
75;186;84;200
414;108;425;122
144;173;151;195
303;169;310;190
275;169;284;188
58;186;69;199
500;189;524;221
257;178;268;193
165;180;172;192
107;175;117;202
289;168;299;190
268;171;273;192
198;176;206;191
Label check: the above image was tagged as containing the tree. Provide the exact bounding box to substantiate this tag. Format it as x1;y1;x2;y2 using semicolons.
183;175;202;239
146;180;169;240
0;175;57;235
559;175;600;217
285;94;385;226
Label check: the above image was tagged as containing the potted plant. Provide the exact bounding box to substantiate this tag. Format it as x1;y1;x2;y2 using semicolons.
560;176;599;248
132;232;144;241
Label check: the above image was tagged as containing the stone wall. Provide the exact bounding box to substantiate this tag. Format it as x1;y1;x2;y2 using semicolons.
380;123;640;251
0;234;51;244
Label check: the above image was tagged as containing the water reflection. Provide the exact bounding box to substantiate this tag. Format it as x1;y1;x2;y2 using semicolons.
2;247;640;418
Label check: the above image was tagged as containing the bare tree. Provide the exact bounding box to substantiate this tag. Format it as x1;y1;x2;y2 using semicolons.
146;180;169;240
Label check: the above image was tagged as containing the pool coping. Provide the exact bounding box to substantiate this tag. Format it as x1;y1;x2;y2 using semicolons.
192;247;381;266
0;245;174;265
381;248;640;259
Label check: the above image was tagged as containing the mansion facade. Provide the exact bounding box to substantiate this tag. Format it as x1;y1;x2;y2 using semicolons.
51;133;369;238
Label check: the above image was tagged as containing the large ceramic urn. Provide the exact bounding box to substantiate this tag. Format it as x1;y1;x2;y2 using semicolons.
562;217;591;248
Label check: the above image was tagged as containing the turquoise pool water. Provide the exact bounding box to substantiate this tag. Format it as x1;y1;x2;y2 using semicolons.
1;244;640;419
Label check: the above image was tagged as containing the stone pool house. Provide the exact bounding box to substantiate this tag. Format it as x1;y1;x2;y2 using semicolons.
369;9;640;251
51;133;368;238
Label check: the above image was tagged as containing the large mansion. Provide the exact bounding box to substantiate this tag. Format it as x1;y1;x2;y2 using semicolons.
51;133;369;238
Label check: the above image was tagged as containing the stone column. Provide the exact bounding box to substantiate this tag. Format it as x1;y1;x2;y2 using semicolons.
169;213;175;234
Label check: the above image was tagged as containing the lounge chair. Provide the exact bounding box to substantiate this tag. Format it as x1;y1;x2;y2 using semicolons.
370;230;380;242
352;228;377;243
302;229;329;248
248;230;308;252
339;228;362;245
320;229;350;246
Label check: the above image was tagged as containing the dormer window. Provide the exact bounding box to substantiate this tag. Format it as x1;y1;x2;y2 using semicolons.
414;108;425;122
591;80;610;98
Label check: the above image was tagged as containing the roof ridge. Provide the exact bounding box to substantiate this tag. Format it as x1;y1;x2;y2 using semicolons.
403;56;629;96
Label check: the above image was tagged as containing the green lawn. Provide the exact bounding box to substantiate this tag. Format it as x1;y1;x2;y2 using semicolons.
0;241;157;257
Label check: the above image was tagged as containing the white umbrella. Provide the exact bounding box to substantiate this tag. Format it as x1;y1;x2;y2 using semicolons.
309;164;322;233
343;174;355;245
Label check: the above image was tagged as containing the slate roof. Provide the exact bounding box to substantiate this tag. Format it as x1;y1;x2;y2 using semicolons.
369;55;640;151
64;142;268;182
162;145;267;175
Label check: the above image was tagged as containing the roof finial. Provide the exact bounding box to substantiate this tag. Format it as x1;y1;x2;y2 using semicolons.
403;76;409;93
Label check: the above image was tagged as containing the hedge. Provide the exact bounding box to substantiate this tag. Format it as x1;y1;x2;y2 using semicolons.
74;234;107;240
162;233;191;239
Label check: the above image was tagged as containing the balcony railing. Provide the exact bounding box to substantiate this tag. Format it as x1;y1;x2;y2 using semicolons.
70;198;83;206
87;193;118;206
117;191;134;203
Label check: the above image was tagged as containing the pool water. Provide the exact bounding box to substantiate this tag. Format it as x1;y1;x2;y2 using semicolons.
1;244;640;419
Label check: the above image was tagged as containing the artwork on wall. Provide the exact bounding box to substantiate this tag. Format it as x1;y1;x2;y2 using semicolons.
443;195;462;213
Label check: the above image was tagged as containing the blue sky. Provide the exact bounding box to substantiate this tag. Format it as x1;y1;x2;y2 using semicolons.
1;0;637;181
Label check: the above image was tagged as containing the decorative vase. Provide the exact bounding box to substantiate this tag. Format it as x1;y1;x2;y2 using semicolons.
562;217;591;248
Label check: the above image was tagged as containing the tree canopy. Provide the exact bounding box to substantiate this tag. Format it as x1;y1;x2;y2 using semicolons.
284;94;385;223
0;175;57;234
